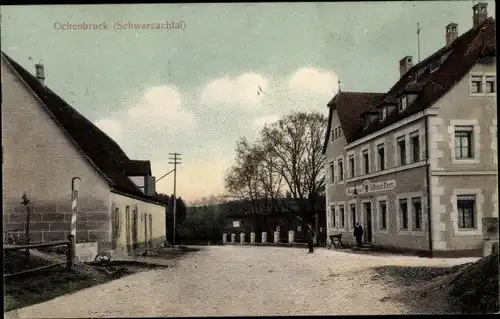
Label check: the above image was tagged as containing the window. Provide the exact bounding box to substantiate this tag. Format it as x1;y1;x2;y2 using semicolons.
329;162;335;184
485;75;496;93
334;128;338;140
430;59;439;72
350;204;356;229
339;205;345;228
379;201;387;230
457;195;476;229
338;127;342;138
399;198;408;230
331;129;335;142
397;136;406;165
412;197;422;230
470;75;483;93
348;155;355;178
338;159;344;181
362;149;369;174
398;96;407;112
331;206;336;228
410;132;420;163
377;144;385;171
454;126;473;159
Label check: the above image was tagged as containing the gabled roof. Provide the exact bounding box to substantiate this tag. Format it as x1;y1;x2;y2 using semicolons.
322;91;384;154
349;17;496;142
126;160;152;176
1;52;165;206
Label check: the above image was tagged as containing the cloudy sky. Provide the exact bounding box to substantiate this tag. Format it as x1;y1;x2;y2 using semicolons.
1;2;495;203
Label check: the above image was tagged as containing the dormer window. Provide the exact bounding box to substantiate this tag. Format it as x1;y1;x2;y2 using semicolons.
398;96;407;112
379;107;387;121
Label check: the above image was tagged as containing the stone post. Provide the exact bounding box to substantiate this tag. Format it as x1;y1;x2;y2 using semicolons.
262;232;267;243
250;232;255;244
240;233;245;243
222;233;227;244
274;231;280;243
231;233;236;243
288;230;295;243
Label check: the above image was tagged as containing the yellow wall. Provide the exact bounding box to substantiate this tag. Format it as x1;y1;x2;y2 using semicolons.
110;192;166;255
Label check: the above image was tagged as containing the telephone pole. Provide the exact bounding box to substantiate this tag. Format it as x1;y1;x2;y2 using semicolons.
168;152;182;246
417;22;422;63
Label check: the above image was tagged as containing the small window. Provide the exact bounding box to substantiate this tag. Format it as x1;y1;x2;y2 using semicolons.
398;96;407;112
331;129;335;142
457;195;476;229
362;150;369;174
338;127;342;138
377;144;385;171
485;75;496;93
350;204;356;229
430;59;439;72
338;159;344;181
412;197;422;230
399;198;408;230
454;126;473;159
329;162;335;183
397;136;406;165
379;200;387;230
410;132;420;163
470;75;483;93
348;155;355;178
339;205;345;228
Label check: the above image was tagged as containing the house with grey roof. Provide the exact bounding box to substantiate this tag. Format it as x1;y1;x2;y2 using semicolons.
323;3;496;257
1;51;167;258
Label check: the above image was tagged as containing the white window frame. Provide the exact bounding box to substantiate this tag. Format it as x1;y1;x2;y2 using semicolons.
395;194;410;235
409;130;421;163
451;189;483;236
330;129;335;143
409;195;425;236
328;203;337;231
347;151;356;178
449;119;480;165
376;195;389;235
374;138;387;172
337;203;347;231
360;199;375;243
398;95;407;112
360;146;370;175
469;72;496;97
336;155;345;183
396;135;407;166
348;199;357;230
328;161;335;185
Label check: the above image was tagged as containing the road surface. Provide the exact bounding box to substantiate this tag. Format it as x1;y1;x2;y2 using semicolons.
6;246;477;317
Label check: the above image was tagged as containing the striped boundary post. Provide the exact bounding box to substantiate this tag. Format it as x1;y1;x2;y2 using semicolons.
70;177;81;262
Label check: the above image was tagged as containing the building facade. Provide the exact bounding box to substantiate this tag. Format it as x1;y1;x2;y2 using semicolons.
323;3;496;257
2;52;167;258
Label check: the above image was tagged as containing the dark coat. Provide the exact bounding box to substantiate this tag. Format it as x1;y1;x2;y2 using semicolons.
353;225;363;237
305;227;316;241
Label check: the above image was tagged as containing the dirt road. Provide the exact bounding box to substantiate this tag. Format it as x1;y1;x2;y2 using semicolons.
6;246;477;317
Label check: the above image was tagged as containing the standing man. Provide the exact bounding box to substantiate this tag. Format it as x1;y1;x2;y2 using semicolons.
353;222;363;248
306;223;316;254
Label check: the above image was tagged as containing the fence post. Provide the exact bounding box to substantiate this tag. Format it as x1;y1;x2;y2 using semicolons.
66;234;75;270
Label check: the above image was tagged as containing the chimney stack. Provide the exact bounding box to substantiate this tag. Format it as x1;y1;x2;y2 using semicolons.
473;2;488;29
35;64;45;85
445;23;458;47
399;56;413;78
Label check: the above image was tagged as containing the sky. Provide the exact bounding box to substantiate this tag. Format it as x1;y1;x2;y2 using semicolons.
1;1;496;203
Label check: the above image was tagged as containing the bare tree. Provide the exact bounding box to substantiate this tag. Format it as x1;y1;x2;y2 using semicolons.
259;112;327;222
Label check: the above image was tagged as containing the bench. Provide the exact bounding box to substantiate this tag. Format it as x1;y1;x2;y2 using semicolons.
328;234;345;249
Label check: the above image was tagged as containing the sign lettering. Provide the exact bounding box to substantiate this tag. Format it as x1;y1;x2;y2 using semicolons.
346;179;396;196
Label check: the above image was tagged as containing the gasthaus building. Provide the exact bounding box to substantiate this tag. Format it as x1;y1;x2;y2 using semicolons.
323;3;497;257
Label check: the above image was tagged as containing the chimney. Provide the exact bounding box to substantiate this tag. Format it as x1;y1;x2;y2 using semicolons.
399;56;413;78
473;2;488;29
445;23;458;47
35;63;45;85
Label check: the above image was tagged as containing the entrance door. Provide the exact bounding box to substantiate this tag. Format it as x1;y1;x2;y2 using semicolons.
132;208;138;252
125;206;131;254
144;214;148;249
363;202;373;243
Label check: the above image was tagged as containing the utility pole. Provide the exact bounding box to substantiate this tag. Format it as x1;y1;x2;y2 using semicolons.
417;22;422;63
168;152;182;247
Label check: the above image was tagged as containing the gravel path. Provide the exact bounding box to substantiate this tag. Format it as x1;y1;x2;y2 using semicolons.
6;246;478;317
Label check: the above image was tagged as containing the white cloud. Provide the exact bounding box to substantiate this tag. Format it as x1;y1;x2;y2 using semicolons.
252;114;280;130
95;118;123;142
200;73;270;107
288;67;339;98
